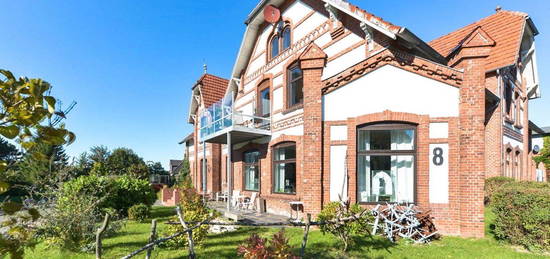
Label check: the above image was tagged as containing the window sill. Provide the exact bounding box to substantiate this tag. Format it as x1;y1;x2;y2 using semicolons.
282;104;303;115
358;201;416;205
504;116;515;124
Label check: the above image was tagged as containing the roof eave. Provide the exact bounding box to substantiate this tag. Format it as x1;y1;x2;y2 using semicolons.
397;28;448;64
526;16;539;36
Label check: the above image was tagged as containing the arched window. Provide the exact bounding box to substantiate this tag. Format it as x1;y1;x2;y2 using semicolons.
515;150;522;179
273;142;296;194
505;147;512;177
282;27;291;50
287;63;303;108
269;25;291;60
357;123;416;203
270;35;280;59
243;150;260;191
257;80;270;117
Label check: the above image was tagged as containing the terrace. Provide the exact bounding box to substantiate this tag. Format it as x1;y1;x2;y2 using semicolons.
199;93;271;144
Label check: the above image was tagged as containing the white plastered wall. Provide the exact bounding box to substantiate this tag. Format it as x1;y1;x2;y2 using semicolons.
323;65;460;121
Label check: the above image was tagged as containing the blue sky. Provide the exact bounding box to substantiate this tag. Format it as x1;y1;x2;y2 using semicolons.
1;0;548;168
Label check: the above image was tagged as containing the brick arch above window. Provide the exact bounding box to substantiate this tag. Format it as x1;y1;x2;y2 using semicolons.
255;74;273;117
345;110;430;205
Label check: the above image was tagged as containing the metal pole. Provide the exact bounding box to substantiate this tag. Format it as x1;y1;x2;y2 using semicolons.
227;131;232;211
202;141;206;203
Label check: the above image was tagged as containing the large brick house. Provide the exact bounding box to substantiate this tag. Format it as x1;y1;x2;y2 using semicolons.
183;0;543;237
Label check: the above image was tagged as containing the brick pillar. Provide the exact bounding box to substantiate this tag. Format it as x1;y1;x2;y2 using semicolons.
211;143;222;193
299;43;327;215
452;29;492;237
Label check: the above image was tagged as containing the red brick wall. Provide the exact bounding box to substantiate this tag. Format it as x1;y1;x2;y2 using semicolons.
300;42;327;215
484;74;503;178
453;46;489;238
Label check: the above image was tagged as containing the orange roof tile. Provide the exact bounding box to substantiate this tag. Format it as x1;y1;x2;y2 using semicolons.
194;74;229;107
335;0;401;34
429;10;528;71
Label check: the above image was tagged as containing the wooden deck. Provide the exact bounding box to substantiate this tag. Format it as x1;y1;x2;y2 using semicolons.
208;201;289;225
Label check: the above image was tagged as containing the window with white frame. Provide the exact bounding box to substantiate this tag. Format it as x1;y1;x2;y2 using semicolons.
243;150;260;191
357;123;415;203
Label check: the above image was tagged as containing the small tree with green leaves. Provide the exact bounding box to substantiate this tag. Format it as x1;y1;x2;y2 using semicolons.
317;201;372;251
0;69;75;259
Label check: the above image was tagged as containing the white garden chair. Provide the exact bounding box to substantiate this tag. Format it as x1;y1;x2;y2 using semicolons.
241;192;257;211
231;190;241;209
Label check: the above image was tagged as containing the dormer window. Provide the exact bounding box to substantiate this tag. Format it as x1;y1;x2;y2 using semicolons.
269;24;291;60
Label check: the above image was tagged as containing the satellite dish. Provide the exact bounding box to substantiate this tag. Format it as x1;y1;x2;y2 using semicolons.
533;145;540;154
264;5;280;24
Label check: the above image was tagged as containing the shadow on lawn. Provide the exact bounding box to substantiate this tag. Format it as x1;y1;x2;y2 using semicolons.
150;206;176;219
306;235;396;259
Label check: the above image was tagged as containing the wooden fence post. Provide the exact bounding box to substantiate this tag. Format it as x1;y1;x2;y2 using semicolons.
300;213;311;258
96;213;110;259
176;206;196;259
145;219;157;259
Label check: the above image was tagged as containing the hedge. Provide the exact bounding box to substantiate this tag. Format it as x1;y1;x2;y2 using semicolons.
492;181;550;251
484;176;515;205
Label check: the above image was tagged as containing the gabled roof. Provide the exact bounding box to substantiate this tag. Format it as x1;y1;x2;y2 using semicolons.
187;73;229;123
429;10;538;71
193;74;229;108
227;0;445;95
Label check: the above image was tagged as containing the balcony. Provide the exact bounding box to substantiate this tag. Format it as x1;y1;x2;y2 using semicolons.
199;94;271;144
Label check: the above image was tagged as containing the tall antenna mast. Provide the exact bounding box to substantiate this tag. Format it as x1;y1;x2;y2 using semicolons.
51;100;77;126
203;62;208;74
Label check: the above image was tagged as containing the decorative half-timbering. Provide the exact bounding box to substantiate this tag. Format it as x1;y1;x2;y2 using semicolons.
184;0;543;238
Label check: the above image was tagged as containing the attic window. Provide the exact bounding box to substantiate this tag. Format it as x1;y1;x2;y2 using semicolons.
269;24;291;60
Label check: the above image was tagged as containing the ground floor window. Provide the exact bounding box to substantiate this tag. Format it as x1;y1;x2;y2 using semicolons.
273;142;296;194
357;123;415;203
244;150;260;191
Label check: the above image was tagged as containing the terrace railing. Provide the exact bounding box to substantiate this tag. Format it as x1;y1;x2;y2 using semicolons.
199;93;271;142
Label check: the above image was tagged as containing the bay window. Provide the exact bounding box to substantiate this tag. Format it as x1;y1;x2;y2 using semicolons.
357;123;416;203
273;143;296;194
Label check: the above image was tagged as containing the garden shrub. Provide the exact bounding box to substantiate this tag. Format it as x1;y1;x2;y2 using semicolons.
484;176;515;205
237;229;298;259
128;203;150;222
37;192;124;252
317;201;372;251
160;176;216;248
492;181;550;251
111;175;156;215
58;175;156;216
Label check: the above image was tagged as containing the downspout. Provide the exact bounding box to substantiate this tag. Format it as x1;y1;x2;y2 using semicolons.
497;69;504;176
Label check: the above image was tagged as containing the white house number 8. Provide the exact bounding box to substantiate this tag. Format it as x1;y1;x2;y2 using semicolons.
432;147;444;166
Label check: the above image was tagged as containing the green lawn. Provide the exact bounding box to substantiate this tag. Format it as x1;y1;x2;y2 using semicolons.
25;206;547;259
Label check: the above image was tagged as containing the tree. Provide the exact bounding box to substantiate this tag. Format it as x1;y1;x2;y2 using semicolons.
534;136;550;170
176;158;190;184
147;161;167;175
17;144;70;195
105;147;148;179
127;162;149;180
0;69;75;259
89;145;110;164
73;151;93;176
0;137;19;165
